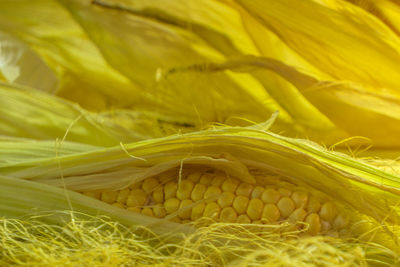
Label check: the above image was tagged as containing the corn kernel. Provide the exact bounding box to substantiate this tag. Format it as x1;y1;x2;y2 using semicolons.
288;208;307;223
164;198;180;214
251;186;264;198
203;202;221;218
164;181;177;199
191;202;206;220
127;207;141;213
126;189;147;207
153;204;167;218
101;191;118;204
261;188;280;204
187;172;202;183
200;173;214;185
204;186;222;200
233;195;249;214
179;199;193;219
142;207;154;217
333;214;349;230
142;177;159;194
236;183;253;197
262;204;280;222
220;207;237;222
211;174;225;187
117;189;130;204
319;202;337;222
217;192;235;208
177;180;194;200
292;191;308;208
152;187;164;203
237;214;251;223
307;196;321;213
247;198;263;220
278;188;292;197
305;213;321;235
191;183;206;202
277;197;295;218
222;178;239;192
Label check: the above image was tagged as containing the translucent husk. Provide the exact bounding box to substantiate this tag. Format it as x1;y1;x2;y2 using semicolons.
0;175;190;236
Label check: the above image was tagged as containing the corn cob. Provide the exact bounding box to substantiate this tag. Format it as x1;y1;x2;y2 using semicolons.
81;168;350;236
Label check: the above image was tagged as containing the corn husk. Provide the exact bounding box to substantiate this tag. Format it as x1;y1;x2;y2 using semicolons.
1;121;400;236
0;82;198;145
3;0;400;148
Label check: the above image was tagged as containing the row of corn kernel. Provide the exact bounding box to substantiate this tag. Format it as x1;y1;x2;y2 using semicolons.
81;170;349;235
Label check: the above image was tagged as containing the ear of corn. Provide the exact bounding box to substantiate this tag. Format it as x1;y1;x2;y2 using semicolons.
1;124;399;252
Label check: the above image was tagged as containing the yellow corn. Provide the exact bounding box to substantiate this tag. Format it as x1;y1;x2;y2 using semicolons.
80;169;350;235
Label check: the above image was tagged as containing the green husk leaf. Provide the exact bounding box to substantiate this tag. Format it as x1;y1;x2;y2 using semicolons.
0;82;119;146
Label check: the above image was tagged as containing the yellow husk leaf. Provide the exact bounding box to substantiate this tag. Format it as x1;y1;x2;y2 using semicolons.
0;0;140;111
5;0;400;148
168;55;400;148
0;82;198;145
